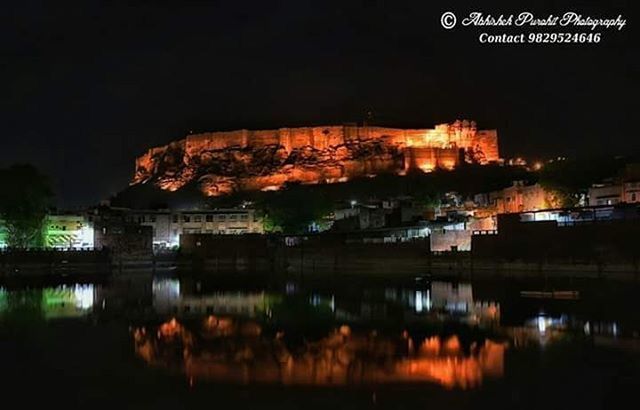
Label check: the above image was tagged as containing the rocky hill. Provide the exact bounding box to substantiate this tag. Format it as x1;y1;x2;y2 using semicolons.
132;121;499;196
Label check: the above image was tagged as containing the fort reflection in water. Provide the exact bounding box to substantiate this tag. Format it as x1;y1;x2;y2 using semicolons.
135;278;506;389
133;318;505;389
3;277;629;390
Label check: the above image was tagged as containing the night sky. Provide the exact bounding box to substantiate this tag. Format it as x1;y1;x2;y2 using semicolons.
1;0;633;207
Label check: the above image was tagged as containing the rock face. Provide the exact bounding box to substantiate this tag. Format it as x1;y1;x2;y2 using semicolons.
132;120;499;196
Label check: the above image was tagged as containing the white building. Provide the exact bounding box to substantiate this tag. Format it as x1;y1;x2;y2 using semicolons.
127;209;264;248
588;182;640;206
44;214;94;249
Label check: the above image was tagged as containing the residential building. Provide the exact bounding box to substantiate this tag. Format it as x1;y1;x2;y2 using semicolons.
588;164;640;206
496;181;550;213
127;208;264;248
44;214;94;249
589;181;640;206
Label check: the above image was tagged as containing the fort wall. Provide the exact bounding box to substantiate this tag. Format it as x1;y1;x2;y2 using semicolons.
133;121;499;195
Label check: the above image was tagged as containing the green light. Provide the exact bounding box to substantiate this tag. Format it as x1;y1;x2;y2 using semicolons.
0;221;7;248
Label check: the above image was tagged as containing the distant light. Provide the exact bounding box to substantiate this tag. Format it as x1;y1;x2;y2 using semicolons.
415;291;423;313
350;200;357;207
537;315;547;334
285;282;297;294
74;284;94;309
533;162;543;171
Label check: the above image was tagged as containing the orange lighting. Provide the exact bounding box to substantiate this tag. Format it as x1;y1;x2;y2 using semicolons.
134;321;506;389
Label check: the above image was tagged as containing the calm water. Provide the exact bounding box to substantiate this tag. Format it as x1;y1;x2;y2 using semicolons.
1;274;639;409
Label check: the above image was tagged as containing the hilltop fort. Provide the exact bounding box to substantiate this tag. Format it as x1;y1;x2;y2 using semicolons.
132;120;499;196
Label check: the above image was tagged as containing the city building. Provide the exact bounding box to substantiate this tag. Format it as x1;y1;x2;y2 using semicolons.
0;214;94;249
88;207;264;249
44;214;94;249
136;209;264;248
495;181;552;213
588;164;640;206
471;203;640;263
589;181;640;206
474;181;557;215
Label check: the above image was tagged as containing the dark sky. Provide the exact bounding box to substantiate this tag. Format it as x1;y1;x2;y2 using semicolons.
1;0;634;207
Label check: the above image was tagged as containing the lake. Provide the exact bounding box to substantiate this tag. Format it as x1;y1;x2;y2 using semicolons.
1;273;638;409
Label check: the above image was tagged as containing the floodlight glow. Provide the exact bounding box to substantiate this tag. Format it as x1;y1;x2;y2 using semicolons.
74;285;95;309
415;290;423;313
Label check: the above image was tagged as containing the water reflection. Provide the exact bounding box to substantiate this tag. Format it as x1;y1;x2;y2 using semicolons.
133;317;505;389
1;275;638;392
152;278;501;327
0;284;96;320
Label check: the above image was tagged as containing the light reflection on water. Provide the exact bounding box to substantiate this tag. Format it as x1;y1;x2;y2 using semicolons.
0;284;95;319
133;318;505;389
1;276;638;390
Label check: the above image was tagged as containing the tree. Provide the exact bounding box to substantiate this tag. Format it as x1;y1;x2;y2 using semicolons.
0;164;53;248
258;186;334;234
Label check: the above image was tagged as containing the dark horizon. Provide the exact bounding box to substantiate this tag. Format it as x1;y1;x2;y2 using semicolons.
2;0;633;207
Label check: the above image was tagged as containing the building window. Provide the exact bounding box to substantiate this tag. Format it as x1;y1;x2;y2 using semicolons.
194;215;202;222
240;214;248;220
632;193;637;202
218;215;226;221
205;215;214;222
150;215;156;223
183;215;191;223
229;214;238;220
172;214;178;223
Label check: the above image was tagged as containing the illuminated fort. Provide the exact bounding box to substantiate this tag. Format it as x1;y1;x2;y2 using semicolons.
133;120;499;196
